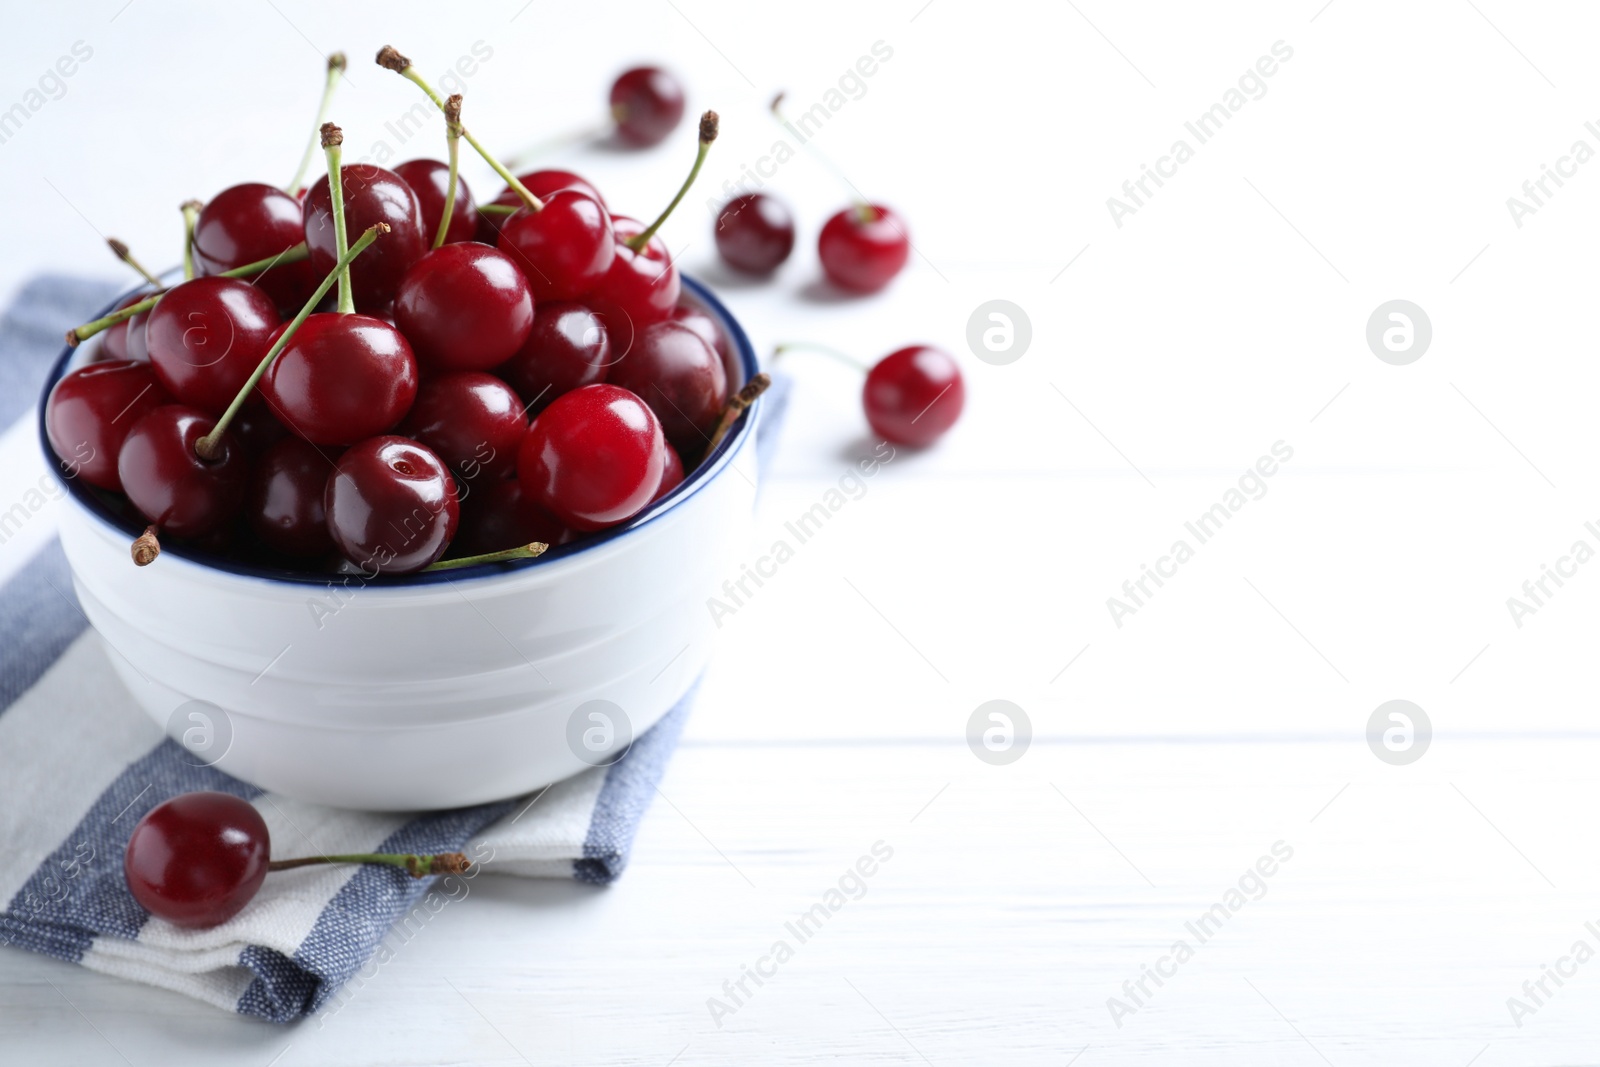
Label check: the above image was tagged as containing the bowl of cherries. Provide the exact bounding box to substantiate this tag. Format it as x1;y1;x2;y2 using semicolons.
40;50;767;810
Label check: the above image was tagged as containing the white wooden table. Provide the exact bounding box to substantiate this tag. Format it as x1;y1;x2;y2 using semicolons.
5;1;1600;1062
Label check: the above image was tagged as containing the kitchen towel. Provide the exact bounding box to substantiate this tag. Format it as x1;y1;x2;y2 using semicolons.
0;275;788;1023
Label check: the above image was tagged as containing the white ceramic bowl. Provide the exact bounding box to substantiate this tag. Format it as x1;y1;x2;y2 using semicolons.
43;276;761;810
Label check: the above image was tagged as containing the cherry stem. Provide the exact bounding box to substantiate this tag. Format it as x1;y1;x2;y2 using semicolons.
769;94;877;221
180;200;203;281
193;223;389;460
107;238;161;287
321;124;354;315
130;525;160;567
432;95;463;250
376;46;544;212
627;111;719;253
287;52;346;196
771;342;868;373
268;851;471;878
705;372;771;454
426;541;549;571
64;244;310;347
477;203;517;217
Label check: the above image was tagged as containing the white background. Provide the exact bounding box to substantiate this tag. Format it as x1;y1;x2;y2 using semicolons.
4;0;1600;1062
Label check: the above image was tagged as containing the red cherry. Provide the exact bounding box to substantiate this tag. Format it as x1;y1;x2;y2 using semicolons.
393;243;534;371
98;293;154;363
477;169;607;244
496;190;615;301
117;405;248;539
144;277;281;415
671;304;727;358
260;314;419;446
819;206;910;293
392;159;478;245
863;346;964;447
246;436;337;558
610;67;686;147
608;320;727;459
518;384;664;531
495;301;611;414
653;440;684;502
303;164;427;310
325;436;459;574
715;193;795;274
45;360;171;490
124;792;270;929
194;183;318;311
397;371;526;482
586;215;678;355
124;302;154;363
231;405;290;455
453;477;569;558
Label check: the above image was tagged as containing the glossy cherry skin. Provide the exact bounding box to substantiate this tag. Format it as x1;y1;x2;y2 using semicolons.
671;304;726;358
124;792;270;929
260;314;419;446
818;205;910;293
393;244;534;371
99;293;155;363
715;194;795;274
518;384;664;532
653;440;684;502
45;360;171;490
392;159;478;246
246;436;336;558
476;169;607;245
863;346;965;447
496;190;614;302
609;67;686;147
303;164;428;310
495;301;611;414
117;405;249;539
397;371;525;483
145;277;281;415
231;405;290;455
452;477;570;558
585;215;678;356
194;183;318;311
125;303;154;363
324;436;459;574
608;320;727;458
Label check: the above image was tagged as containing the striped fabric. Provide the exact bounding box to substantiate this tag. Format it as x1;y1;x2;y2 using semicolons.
0;276;787;1022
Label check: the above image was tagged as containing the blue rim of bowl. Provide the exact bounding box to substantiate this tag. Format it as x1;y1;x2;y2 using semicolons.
39;272;761;587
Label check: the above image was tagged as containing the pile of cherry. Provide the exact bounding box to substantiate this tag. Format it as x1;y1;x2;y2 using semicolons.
46;49;964;579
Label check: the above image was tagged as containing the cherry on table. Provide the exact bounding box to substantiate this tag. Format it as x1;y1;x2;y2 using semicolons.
194;183;318;312
117;404;248;539
392;159;478;246
496;189;614;302
495;300;611;415
260;313;419;446
397;371;526;483
303;164;427;310
715;193;795;274
452;477;569;558
864;345;964;447
610;67;686;147
818;205;910;293
324;436;459;573
518;383;664;531
246;436;337;558
145;277;281;415
608;320;727;460
393;243;534;372
124;791;270;928
45;360;171;491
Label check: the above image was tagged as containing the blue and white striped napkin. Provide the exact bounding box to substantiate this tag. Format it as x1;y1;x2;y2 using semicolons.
0;276;785;1023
